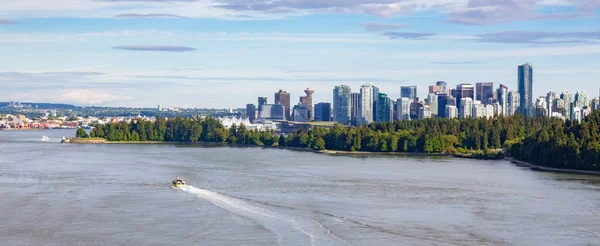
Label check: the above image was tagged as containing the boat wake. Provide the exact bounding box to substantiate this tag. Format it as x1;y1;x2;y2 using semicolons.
178;185;348;246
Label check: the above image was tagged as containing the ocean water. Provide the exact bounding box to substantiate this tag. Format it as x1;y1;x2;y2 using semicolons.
1;129;599;245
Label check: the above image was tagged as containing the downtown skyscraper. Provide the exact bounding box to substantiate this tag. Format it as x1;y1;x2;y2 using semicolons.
497;84;509;116
350;92;360;126
274;90;291;121
300;87;315;120
376;93;393;122
333;85;352;125
455;83;475;117
508;91;520;116
396;97;411;121
401;86;417;102
476;82;495;102
359;84;373;125
518;63;533;116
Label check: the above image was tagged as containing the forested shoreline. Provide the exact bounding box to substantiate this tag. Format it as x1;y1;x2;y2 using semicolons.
85;111;600;172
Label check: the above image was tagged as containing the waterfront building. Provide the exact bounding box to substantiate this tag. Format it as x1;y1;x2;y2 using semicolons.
396;97;411;121
275;90;291;121
293;104;309;122
446;105;458;119
314;102;332;122
518;63;533;116
359;84;373;125
376;93;393;122
459;97;473;119
350;92;360;126
333;85;352;125
259;104;285;120
497;84;508;116
158;104;162;112
299;87;315;120
400;86;417;102
476;82;495;102
258;97;267;113
246;104;256;123
456;83;475;114
427;93;438;117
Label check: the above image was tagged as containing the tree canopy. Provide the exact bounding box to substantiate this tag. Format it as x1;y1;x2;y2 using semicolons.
91;111;600;172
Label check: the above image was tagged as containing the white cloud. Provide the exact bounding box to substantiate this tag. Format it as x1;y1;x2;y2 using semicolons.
13;89;133;105
1;0;597;24
56;89;134;104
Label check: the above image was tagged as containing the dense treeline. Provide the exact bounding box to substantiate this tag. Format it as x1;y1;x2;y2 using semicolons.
510;111;600;172
92;112;600;172
90;117;278;146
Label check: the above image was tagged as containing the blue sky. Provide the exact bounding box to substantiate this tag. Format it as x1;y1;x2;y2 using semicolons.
0;0;599;108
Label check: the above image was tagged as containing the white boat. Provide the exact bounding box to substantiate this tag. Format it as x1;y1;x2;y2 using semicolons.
41;136;50;141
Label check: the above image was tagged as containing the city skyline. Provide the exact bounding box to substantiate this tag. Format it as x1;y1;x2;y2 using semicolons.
244;62;600;125
1;1;599;108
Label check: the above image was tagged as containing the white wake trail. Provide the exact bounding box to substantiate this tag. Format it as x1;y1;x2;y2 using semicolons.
178;185;348;246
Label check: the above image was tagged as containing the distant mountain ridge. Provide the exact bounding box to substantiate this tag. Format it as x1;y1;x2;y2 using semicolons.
0;102;77;109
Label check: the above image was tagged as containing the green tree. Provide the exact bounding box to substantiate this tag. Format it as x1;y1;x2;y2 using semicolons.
278;135;287;146
76;128;89;138
313;136;326;150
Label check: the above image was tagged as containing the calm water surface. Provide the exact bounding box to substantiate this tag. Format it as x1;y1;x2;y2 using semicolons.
1;130;599;246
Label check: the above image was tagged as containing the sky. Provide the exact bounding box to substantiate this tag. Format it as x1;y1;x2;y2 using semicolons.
0;0;599;108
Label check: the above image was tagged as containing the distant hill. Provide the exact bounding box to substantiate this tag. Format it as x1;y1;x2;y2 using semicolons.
0;102;78;109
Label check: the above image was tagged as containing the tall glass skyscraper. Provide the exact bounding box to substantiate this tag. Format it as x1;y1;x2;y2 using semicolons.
437;94;448;118
359;83;373;125
376;93;393;122
333;85;352;125
518;63;533;116
350;93;360;126
372;86;380;122
400;86;417;102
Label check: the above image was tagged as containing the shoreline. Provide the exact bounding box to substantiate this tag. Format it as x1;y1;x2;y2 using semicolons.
0;128;45;131
509;159;600;176
61;138;600;175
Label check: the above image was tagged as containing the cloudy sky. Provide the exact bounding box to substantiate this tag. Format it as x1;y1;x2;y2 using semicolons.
1;0;599;108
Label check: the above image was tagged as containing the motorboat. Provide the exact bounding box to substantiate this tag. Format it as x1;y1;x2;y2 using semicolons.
172;176;186;187
41;136;50;141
